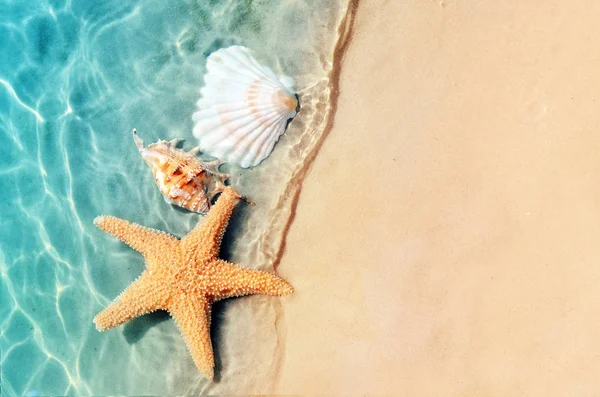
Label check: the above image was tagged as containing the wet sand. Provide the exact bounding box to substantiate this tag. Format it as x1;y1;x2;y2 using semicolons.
276;0;600;394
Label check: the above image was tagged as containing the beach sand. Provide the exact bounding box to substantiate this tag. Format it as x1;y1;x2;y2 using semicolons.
275;0;600;394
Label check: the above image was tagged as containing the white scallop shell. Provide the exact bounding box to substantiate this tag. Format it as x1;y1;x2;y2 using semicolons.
192;46;299;168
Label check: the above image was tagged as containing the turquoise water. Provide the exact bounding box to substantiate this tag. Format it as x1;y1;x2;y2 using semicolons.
0;0;344;395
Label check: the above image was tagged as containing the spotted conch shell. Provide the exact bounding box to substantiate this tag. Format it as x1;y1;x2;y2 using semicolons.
133;129;229;214
192;45;300;168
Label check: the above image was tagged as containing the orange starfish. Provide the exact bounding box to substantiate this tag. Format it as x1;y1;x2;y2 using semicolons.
93;187;293;378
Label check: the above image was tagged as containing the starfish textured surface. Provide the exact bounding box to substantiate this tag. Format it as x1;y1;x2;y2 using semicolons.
93;187;294;379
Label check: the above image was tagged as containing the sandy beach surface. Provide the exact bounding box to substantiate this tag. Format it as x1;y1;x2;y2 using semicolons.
276;0;600;394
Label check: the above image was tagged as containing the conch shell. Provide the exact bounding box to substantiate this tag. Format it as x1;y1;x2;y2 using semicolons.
133;129;229;214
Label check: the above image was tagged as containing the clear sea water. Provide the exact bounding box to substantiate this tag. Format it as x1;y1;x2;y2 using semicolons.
0;0;346;394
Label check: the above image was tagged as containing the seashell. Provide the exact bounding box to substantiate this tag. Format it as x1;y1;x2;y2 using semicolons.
192;45;300;168
133;129;229;215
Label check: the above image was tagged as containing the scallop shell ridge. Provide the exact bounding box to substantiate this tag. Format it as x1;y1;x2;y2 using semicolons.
192;45;299;168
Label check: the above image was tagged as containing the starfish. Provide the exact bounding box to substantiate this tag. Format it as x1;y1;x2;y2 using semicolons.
93;186;293;379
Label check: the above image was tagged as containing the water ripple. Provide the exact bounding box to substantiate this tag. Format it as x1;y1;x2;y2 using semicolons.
0;0;344;394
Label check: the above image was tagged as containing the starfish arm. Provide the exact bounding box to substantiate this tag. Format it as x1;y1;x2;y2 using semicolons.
169;294;215;379
182;187;240;258
94;272;170;331
94;216;178;258
213;260;294;300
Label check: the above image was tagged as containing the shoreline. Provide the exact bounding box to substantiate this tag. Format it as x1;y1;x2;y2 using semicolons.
267;0;359;272
265;1;359;391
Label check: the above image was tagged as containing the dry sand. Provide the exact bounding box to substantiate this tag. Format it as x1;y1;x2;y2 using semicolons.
275;0;600;394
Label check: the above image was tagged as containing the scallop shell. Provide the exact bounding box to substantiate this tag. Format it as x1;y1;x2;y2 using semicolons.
192;45;300;168
133;129;229;215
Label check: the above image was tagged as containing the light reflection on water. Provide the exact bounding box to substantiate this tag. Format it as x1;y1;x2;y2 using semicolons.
0;0;343;394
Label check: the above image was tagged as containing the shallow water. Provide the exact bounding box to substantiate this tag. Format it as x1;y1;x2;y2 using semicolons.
0;0;346;395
